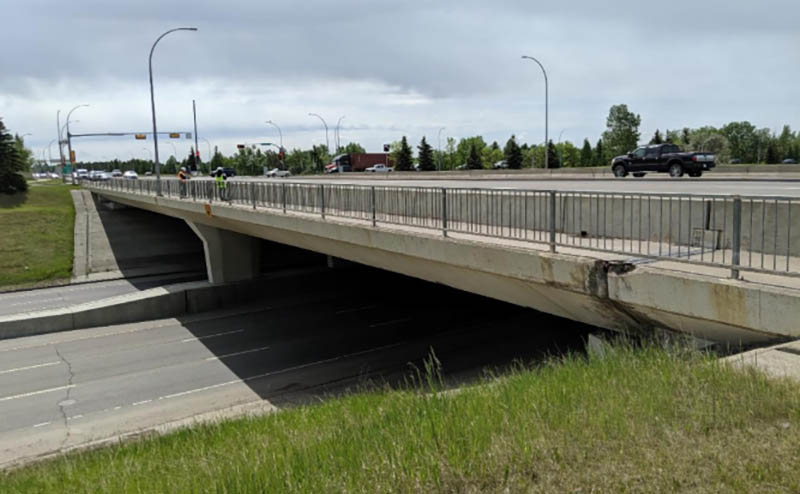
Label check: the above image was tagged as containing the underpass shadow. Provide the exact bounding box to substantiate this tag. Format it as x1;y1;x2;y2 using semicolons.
176;266;594;409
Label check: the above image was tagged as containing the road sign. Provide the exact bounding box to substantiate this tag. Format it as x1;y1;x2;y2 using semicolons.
383;144;390;152
185;132;192;139
62;164;72;175
169;133;180;139
135;134;147;140
70;150;76;163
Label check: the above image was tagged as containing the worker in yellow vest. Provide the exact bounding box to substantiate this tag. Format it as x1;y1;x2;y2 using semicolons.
214;167;228;201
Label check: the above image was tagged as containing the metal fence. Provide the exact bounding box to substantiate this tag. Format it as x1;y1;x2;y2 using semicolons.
84;178;798;279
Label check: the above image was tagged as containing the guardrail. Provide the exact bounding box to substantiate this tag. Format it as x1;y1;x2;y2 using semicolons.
84;178;798;279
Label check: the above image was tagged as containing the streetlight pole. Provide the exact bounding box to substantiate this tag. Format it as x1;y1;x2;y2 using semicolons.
335;115;345;152
557;129;565;168
265;120;284;169
522;55;549;170
66;104;89;168
437;127;445;171
149;27;198;196
308;113;329;154
56;110;65;166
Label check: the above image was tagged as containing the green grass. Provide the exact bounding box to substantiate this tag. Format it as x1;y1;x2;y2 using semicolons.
3;345;800;493
0;182;77;290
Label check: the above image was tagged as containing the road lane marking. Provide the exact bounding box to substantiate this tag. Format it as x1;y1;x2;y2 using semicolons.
132;400;153;406
335;305;377;315
0;384;75;402
369;318;412;328
0;361;61;375
33;422;51;428
205;346;271;361
160;379;242;400
181;329;245;342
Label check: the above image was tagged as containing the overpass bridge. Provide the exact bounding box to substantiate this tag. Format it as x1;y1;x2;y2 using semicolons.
83;178;800;345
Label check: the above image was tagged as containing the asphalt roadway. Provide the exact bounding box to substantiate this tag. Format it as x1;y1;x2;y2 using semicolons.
284;176;800;197
0;269;591;467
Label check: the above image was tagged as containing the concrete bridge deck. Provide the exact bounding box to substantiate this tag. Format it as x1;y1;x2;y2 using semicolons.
84;180;800;345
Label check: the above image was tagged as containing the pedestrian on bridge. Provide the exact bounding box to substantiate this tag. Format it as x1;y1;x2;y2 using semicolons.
177;167;190;198
214;167;228;201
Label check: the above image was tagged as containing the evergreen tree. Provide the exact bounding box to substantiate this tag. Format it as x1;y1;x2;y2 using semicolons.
466;142;483;169
394;136;414;171
547;140;560;169
417;136;435;171
594;139;605;166
765;139;779;164
503;135;523;169
650;129;663;144
186;148;198;171
0;119;27;193
164;156;178;174
580;139;592;167
681;127;691;146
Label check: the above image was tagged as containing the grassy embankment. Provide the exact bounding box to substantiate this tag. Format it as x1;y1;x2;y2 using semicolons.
2;345;800;493
0;181;76;290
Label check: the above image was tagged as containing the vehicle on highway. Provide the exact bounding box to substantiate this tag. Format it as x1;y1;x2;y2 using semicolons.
76;168;89;179
493;160;509;169
365;164;393;173
611;143;715;178
97;171;112;181
145;171;153;176
328;153;391;173
48;172;60;179
123;170;138;179
222;167;236;178
782;159;798;164
111;169;123;177
266;168;291;178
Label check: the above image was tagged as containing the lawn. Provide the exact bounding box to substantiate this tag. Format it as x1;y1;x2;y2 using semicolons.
2;345;799;493
0;181;77;290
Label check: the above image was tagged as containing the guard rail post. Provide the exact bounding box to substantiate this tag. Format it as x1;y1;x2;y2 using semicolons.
320;184;325;219
549;191;557;252
441;187;448;237
371;186;377;227
731;196;742;279
282;183;287;213
251;182;256;209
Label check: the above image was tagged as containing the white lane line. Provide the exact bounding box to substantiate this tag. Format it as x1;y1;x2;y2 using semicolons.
181;329;245;343
0;384;76;402
0;361;61;375
205;346;271;361
67;414;83;421
369;318;411;328
33;422;51;428
335;305;377;315
160;379;241;400
132;399;153;406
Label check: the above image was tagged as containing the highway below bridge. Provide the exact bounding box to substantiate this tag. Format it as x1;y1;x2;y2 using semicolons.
0;269;591;467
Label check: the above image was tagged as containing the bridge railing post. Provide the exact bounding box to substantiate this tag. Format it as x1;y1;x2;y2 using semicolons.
282;183;287;213
731;196;742;279
441;187;448;237
549;191;557;253
371;186;377;227
251;182;256;209
320;184;325;219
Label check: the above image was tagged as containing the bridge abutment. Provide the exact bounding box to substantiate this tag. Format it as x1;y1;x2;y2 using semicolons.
186;221;261;284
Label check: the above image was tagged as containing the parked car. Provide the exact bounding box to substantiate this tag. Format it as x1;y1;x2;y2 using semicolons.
266;168;291;178
611;143;715;178
493;160;509;169
123;170;138;179
782;159;798;164
365;164;393;173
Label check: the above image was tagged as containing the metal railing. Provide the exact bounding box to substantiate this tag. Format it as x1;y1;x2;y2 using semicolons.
83;178;798;279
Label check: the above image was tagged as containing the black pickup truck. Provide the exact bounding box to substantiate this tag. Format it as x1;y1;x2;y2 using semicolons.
611;143;715;178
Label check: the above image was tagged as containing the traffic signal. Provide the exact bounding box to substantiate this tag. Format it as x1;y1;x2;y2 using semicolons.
135;134;147;140
236;144;245;150
383;144;390;152
169;133;180;139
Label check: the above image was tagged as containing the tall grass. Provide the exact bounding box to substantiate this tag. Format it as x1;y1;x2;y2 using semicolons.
3;344;800;493
0;183;76;289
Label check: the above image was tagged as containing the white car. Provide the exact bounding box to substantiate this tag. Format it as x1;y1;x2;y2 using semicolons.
365;164;393;173
266;168;291;178
123;170;138;179
76;168;89;179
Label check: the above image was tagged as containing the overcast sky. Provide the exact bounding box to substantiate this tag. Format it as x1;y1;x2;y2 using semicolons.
1;0;798;162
